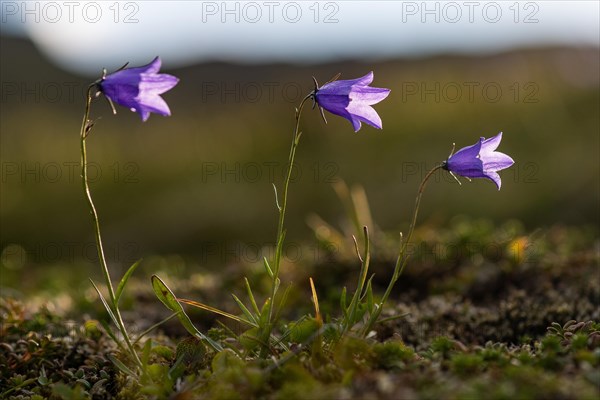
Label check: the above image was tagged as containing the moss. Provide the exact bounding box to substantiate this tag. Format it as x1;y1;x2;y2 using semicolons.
175;336;207;370
450;353;484;377
2;222;598;399
373;340;415;370
332;337;374;371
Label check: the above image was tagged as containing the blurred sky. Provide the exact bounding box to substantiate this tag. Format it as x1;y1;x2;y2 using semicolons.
1;1;598;75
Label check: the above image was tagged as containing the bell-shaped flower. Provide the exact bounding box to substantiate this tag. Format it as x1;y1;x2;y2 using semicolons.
443;132;514;190
314;72;390;132
98;57;179;121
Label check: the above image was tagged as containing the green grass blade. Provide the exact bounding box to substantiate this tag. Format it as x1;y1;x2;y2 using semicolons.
99;320;126;352
115;259;142;305
133;313;178;345
89;279;119;328
345;226;371;331
273;283;292;323
263;257;273;278
151;275;223;352
376;312;410;324
364;277;374;314
259;297;271;327
178;298;256;327
231;294;259;326
244;277;261;316
141;339;152;368
340;286;348;318
107;354;135;376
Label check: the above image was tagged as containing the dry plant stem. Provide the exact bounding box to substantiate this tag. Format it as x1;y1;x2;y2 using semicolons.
361;165;443;337
263;93;313;349
79;85;143;369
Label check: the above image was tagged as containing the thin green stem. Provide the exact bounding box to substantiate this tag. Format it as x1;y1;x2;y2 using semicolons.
361;164;443;337
261;93;313;351
79;85;143;370
273;94;313;276
80;86;114;301
342;226;370;335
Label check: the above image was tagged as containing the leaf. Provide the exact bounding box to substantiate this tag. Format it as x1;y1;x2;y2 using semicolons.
231;294;259;326
289;317;320;343
365;277;374;314
168;356;184;379
89;279;119;328
141;339;152;368
239;327;261;351
376;311;410;324
115;259;142;305
178;298;256;327
133;313;178;345
309;277;321;323
272;183;281;211
107;354;135;376
259;297;271;327
340;287;348;318
151;275;223;352
345;226;371;331
273;283;292;323
99;320;126;352
245;278;261;316
263;257;274;278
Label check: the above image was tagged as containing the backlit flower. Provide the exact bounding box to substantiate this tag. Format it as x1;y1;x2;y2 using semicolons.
314;72;390;132
98;57;179;121
443;132;514;190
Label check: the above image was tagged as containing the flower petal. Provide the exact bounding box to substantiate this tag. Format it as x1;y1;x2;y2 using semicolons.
315;94;351;118
319;72;375;95
136;94;172;117
102;83;140;109
140;74;179;94
483;152;514;172
314;72;389;132
480;132;503;153
346;103;383;131
445;133;514;190
351;71;374;86
138;109;151;122
447;140;481;167
143;56;162;74
483;170;502;190
350;86;391;105
98;57;178;121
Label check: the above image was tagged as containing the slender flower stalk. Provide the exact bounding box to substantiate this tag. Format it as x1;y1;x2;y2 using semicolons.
361;165;443;337
261;93;313;353
361;133;513;336
261;72;390;351
79;85;143;369
78;57;178;371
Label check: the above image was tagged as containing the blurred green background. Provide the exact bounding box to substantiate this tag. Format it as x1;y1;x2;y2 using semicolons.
1;36;598;293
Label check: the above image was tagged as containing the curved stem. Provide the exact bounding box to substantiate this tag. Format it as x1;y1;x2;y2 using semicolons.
79;86;143;370
262;93;313;350
80;86;114;301
361;164;443;336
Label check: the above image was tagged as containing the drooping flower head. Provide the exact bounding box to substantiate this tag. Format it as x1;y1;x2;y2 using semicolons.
443;132;514;190
313;72;390;132
97;56;179;121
